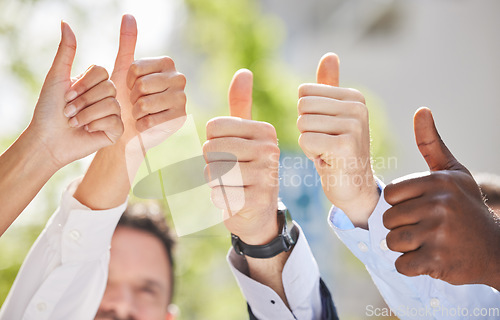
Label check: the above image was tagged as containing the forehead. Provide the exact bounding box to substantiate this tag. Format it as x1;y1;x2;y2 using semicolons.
109;226;171;290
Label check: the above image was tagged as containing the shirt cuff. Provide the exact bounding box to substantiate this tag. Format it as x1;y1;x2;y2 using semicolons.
328;178;400;267
50;178;129;263
227;222;322;320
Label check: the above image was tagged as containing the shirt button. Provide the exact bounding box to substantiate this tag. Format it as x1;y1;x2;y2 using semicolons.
380;239;389;251
37;302;47;312
357;242;369;252
430;298;440;308
69;229;81;241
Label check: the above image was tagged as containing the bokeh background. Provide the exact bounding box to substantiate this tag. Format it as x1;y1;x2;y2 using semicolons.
1;0;499;319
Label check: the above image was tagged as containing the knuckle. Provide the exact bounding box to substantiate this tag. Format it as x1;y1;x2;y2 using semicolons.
135;97;148;117
160;56;175;70
94;65;109;80
430;195;453;218
135;77;147;94
259;142;280;160
346;88;366;104
394;257;409;275
104;80;117;96
129;62;140;78
385;231;397;250
205;118;220;137
298;83;311;97
382;210;393;229
298;133;311;150
175;73;187;88
260;122;277;140
202;140;213;156
352;101;368;117
78;94;88;107
296;115;306;132
297;97;306;115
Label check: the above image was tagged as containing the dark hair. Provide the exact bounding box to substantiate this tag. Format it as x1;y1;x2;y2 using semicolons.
117;201;176;304
475;172;500;208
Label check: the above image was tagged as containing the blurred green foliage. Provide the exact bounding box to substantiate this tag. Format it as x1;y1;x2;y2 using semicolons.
183;0;301;149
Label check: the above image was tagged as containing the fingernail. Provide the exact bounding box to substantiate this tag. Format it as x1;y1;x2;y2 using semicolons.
63;104;76;117
65;90;77;102
68;117;78;127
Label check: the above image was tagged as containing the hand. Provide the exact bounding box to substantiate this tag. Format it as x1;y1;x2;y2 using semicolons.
203;69;280;245
72;14;187;211
26;22;123;170
297;53;378;228
383;107;500;289
110;14;186;153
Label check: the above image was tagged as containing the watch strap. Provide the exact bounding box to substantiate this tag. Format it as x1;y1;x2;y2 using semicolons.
231;203;298;259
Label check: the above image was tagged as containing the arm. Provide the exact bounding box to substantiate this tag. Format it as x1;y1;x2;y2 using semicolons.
205;69;335;319
330;183;500;319
0;179;127;320
327;108;500;318
0;15;185;320
73;14;186;210
0;22;123;235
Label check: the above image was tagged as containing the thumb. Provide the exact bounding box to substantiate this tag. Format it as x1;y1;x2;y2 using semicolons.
228;69;253;120
46;21;76;82
113;14;137;74
316;52;339;87
414;107;467;172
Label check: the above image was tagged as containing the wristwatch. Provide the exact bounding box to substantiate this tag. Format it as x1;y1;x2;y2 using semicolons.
231;202;298;259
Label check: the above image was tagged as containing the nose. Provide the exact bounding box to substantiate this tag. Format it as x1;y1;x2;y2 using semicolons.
99;283;135;319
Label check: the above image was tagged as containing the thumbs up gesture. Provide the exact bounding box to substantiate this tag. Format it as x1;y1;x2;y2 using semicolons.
27;22;123;169
297;53;379;228
203;69;281;245
110;14;186;153
383;107;500;289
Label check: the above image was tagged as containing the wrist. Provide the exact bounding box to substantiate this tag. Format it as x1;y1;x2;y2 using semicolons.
232;205;279;245
18;126;61;174
334;177;379;229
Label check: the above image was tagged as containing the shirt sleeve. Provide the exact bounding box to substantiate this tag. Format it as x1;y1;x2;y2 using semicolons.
0;178;128;320
329;178;500;320
227;222;323;320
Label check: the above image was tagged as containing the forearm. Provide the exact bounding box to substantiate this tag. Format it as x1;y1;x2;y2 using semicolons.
73;142;143;210
0;181;126;319
246;251;291;307
0;129;58;235
228;223;324;319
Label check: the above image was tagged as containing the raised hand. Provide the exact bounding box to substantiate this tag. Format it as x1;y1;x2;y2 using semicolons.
0;21;123;235
297;53;378;228
73;14;187;211
203;69;280;245
28;22;123;169
111;14;186;153
383;107;500;289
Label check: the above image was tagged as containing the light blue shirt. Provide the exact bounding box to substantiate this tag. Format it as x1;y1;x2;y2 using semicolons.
329;180;500;320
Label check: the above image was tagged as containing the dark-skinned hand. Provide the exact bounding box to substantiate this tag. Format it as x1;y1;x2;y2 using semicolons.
383;107;500;290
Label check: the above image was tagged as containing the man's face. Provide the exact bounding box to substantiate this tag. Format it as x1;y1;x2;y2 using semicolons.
95;226;174;320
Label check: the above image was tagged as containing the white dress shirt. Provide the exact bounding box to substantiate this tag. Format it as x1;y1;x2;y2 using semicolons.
329;180;500;320
0;180;322;320
228;222;323;320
